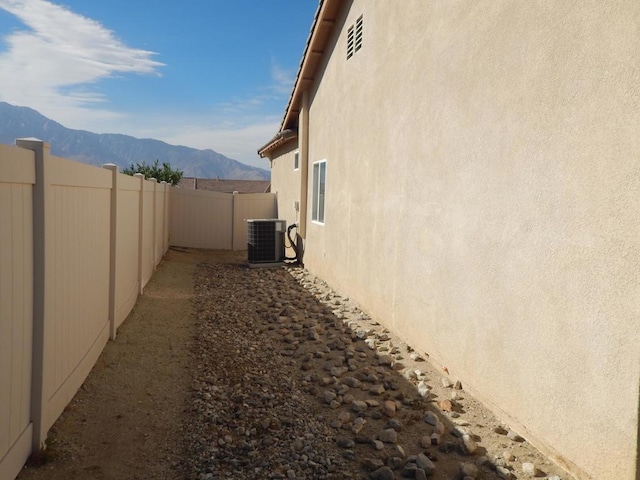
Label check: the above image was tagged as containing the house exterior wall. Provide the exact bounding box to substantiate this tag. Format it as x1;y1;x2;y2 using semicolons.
269;143;301;257
272;1;640;479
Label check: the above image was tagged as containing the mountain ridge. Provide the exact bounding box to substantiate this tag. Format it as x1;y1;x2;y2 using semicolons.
0;102;269;180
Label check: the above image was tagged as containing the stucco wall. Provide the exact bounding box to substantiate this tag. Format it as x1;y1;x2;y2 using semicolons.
270;143;302;258
283;1;639;479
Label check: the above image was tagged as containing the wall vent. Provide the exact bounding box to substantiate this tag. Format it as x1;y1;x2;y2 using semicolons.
347;15;363;59
247;219;286;265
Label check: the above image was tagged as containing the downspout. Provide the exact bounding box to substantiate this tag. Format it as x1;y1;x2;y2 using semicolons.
299;89;310;239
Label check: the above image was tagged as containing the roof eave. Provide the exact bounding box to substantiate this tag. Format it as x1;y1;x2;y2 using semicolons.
279;0;343;132
257;129;298;158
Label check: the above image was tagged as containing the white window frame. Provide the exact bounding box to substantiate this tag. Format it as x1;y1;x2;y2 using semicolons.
311;160;326;224
294;150;299;171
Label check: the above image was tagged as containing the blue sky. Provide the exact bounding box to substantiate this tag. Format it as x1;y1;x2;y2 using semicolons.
0;0;318;169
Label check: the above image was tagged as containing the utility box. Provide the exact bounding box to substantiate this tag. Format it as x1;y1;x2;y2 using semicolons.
247;219;286;266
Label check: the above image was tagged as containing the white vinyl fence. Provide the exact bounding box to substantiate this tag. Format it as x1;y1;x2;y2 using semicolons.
0;138;276;480
0;140;169;480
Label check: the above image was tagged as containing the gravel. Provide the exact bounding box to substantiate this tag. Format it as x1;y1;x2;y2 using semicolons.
179;258;568;480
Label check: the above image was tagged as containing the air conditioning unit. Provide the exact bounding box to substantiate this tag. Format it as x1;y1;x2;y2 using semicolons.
247;219;286;265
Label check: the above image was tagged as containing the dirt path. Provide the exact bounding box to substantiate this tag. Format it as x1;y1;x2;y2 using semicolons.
17;249;567;480
17;248;214;480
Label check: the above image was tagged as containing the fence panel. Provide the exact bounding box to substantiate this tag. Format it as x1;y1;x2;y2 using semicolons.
43;155;112;434
0;145;35;480
169;188;234;249
154;183;167;266
232;193;278;250
141;180;155;289
114;172;141;329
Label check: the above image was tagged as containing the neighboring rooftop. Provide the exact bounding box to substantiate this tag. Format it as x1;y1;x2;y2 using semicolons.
178;177;270;194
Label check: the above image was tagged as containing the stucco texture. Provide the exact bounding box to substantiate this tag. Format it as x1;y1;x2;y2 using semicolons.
270;1;640;479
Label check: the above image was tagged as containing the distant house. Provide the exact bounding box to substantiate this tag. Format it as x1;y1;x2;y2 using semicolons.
178;177;270;194
258;2;640;480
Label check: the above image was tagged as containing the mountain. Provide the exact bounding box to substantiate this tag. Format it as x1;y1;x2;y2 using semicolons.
0;102;270;181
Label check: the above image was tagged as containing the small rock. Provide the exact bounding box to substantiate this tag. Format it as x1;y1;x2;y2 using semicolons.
383;400;397;417
343;377;362;388
387;456;403;470
415;453;436;475
371;466;394;480
496;466;512;479
373;440;385;450
362;457;385;471
417;381;431;398
376;428;398;444
336;436;354;448
430;432;441;445
459;434;478;455
386;418;402;431
454;380;462;389
370;384;386;395
424;411;438;426
402;463;418;477
522;462;538;476
438;399;453;412
441;377;453;388
420;435;431;448
415;468;427;480
352;400;368;412
494;425;508;435
378;355;393;366
323;390;337;403
460;462;479;478
507;429;524;442
502;450;514;461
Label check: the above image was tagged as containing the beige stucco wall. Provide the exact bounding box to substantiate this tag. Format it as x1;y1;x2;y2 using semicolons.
273;1;640;479
269;143;302;258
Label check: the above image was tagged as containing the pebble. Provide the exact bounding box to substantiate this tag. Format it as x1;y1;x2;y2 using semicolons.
371;466;394;480
352;400;368;412
376;428;398;444
415;453;436;475
522;462;538;476
460;462;479;478
423;411;439;426
460;434;478;455
383;400;397;417
336;436;354;448
441;377;453;388
496;465;512;479
507;429;524;442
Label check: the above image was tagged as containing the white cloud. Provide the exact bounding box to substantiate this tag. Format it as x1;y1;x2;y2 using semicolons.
0;0;163;123
270;60;295;95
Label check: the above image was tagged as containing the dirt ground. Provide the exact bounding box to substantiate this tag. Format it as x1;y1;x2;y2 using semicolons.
16;248;567;480
17;248;214;480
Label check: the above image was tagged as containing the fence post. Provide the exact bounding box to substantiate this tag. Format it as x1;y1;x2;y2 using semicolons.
103;164;118;340
16;138;50;452
150;179;157;269
160;181;168;256
232;191;238;250
135;173;145;294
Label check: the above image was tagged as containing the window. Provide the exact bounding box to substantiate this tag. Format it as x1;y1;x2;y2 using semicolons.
347;15;363;59
312;160;326;223
294;150;299;170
